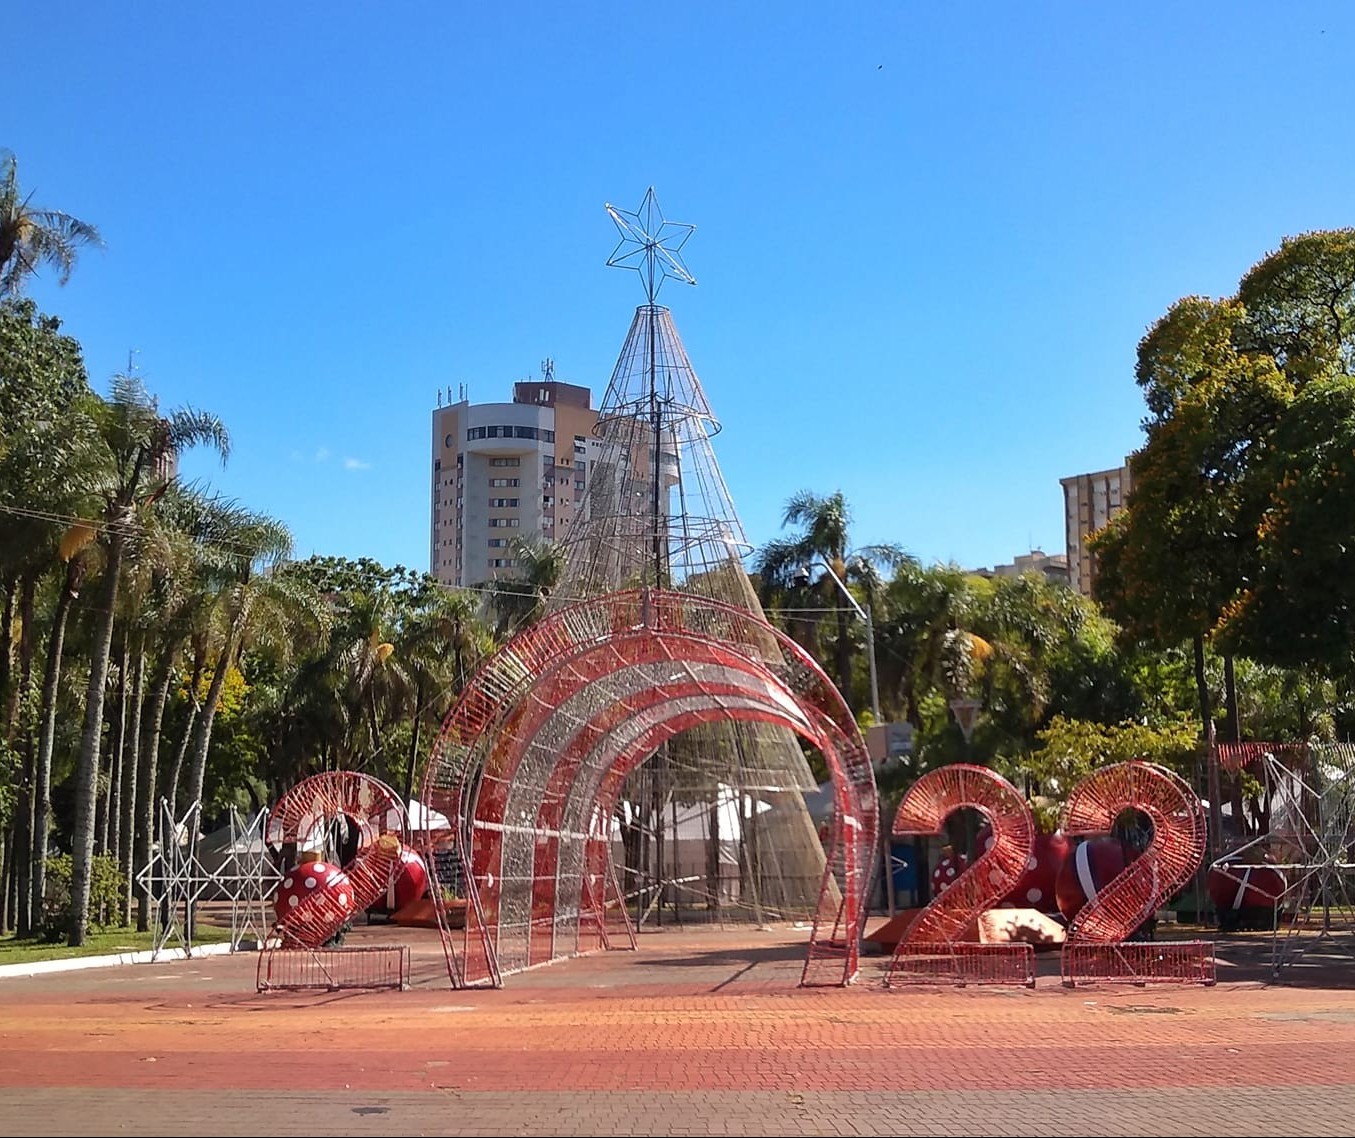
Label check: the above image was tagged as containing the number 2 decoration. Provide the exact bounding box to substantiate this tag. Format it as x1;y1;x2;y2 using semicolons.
888;759;1210;986
892;764;1035;943
1060;760;1212;984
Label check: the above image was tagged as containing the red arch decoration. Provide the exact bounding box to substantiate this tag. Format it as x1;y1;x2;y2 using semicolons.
421;588;878;988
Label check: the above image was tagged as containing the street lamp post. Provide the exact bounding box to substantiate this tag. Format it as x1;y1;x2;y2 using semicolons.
808;559;893;916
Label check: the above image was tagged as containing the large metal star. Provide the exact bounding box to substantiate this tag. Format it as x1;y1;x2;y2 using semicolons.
605;187;696;302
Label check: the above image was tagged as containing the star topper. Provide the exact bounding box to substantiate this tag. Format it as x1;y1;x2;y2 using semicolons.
605;186;696;302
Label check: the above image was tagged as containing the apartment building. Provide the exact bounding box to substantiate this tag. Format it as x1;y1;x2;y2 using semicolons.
1060;458;1133;598
430;374;600;587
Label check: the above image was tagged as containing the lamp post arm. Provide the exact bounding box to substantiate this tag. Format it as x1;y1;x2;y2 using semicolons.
812;559;881;722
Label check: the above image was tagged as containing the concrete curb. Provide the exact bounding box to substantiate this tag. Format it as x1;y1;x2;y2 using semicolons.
0;940;243;979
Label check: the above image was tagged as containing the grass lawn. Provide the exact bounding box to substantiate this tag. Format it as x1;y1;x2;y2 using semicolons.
0;922;234;965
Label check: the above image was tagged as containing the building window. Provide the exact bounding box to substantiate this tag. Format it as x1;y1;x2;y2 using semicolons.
488;538;508;547
488;518;520;528
489;498;520;507
575;460;585;471
489;478;520;487
445;434;455;448
575;480;585;490
491;457;521;467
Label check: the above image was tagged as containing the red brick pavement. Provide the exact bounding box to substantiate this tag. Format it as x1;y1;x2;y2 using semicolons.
2;925;1354;1136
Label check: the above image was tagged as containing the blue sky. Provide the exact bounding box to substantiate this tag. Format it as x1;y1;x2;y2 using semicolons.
9;3;1354;575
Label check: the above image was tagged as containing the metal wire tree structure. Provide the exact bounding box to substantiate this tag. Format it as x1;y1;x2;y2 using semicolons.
1213;742;1355;976
547;188;833;925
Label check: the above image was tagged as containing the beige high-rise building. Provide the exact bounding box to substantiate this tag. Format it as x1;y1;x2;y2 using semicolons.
1060;458;1133;598
431;371;600;587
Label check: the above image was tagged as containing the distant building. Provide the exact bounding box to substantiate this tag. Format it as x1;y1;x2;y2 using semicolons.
1060;458;1133;598
430;369;600;587
984;549;1070;585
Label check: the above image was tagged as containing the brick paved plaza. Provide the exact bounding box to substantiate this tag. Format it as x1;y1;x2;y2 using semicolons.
2;925;1354;1137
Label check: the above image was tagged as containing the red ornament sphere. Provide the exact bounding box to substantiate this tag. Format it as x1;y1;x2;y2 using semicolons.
977;827;1071;912
1208;859;1286;912
931;850;969;895
1055;837;1128;922
390;846;430;911
273;859;356;946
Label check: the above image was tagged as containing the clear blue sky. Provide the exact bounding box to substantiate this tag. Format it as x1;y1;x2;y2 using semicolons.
10;3;1354;575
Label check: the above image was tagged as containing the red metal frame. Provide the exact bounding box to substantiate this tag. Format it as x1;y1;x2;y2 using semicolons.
421;588;878;989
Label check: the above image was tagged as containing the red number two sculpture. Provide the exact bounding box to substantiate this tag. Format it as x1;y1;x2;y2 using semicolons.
1060;760;1213;985
888;764;1037;986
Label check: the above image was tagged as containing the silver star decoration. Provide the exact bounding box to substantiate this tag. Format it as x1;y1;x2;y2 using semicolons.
605;187;696;302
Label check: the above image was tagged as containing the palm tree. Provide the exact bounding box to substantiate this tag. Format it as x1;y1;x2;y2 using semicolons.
485;535;564;639
67;375;229;947
0;151;103;297
395;582;489;803
180;507;326;819
754;490;908;709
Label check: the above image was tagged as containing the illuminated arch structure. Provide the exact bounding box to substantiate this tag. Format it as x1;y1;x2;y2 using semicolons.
421;588;879;988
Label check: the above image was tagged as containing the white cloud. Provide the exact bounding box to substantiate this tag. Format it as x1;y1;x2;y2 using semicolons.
343;456;371;470
314;447;331;462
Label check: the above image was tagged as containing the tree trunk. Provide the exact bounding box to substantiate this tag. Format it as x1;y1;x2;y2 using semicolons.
13;571;37;936
834;599;853;708
105;639;129;862
0;826;11;934
403;673;424;808
30;561;79;932
118;639;145;926
1;574;17;739
1222;654;1240;744
183;624;239;824
136;649;178;932
69;528;125;947
166;648;206;820
1193;634;1222;857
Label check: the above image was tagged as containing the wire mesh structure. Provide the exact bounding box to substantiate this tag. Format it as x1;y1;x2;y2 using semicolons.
264;771;408;949
1060;761;1212;985
886;764;1036;987
135;799;279;957
1212;742;1355;977
421;587;879;989
543;188;831;927
257;945;410;992
887;942;1036;988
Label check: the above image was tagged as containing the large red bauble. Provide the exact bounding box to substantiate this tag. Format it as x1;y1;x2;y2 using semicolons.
976;827;1071;913
931;851;969;895
272;859;356;946
1208;859;1286;912
1055;837;1128;922
390;846;430;910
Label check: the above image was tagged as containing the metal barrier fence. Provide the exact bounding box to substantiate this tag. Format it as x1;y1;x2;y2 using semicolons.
1061;940;1215;987
256;945;410;992
886;942;1036;988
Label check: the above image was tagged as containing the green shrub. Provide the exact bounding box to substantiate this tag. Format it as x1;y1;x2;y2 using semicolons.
39;853;127;941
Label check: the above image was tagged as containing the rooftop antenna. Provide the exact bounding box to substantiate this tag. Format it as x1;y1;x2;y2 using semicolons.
541;358;555;381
